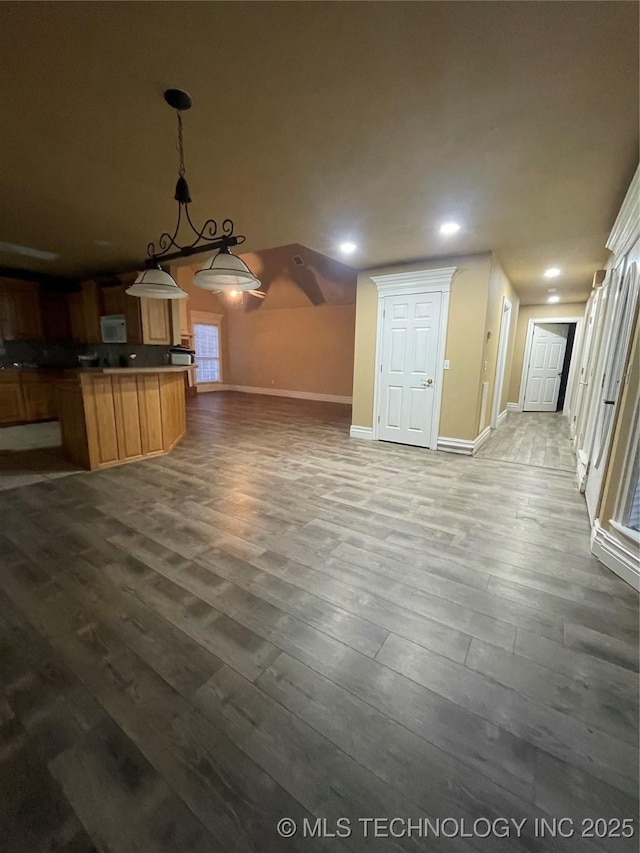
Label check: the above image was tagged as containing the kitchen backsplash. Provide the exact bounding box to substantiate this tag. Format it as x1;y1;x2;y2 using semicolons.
0;340;171;369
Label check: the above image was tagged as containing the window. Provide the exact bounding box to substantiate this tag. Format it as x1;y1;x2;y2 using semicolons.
193;322;221;383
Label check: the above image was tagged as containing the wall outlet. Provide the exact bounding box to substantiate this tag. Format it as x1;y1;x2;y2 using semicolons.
484;360;488;372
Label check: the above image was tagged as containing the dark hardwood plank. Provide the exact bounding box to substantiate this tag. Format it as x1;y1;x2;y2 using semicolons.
0;393;637;853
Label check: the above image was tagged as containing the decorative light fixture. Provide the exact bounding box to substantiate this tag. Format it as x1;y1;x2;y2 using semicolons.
127;88;261;299
544;267;561;278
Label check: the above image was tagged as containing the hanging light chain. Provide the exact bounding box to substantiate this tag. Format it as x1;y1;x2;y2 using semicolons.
143;89;246;264
176;110;186;179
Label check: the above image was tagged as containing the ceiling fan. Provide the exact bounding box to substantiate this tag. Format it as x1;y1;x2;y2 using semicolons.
242;247;327;311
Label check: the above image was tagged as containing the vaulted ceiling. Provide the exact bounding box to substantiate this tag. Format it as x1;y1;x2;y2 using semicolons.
0;2;637;304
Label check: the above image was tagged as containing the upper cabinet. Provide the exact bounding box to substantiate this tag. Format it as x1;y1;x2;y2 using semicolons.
0;279;43;341
140;297;171;344
40;289;71;342
0;273;174;346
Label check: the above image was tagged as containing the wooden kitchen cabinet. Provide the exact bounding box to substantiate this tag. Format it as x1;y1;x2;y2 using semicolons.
67;291;87;342
140;297;172;344
0;279;43;341
178;295;191;335
20;371;59;421
0;379;25;424
40;290;71;342
58;368;187;470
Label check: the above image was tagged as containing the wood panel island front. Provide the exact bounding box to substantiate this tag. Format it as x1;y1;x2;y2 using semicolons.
56;366;188;470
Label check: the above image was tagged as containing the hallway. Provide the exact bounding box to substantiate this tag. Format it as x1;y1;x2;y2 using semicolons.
475;412;575;471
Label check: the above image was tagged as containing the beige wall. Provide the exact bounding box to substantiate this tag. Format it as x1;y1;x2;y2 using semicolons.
174;247;357;398
507;301;587;403
226;303;356;396
352;253;493;440
479;257;520;431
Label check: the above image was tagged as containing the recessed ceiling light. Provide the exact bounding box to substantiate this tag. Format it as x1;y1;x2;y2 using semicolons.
548;295;560;303
339;241;357;255
544;267;561;278
439;222;461;236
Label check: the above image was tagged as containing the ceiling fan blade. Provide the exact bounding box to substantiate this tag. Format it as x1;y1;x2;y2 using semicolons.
289;263;325;305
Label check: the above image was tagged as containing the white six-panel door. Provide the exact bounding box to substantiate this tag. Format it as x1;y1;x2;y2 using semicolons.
378;292;442;447
523;323;568;411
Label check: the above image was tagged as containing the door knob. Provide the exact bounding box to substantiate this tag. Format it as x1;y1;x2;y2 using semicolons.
421;378;433;387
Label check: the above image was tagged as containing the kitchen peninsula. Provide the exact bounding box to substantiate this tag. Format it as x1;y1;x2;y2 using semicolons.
56;366;188;470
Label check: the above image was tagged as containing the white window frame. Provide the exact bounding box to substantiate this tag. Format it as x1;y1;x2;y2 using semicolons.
191;311;223;390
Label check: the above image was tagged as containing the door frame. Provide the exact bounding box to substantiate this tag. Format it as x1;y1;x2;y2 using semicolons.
517;315;584;413
490;297;512;429
371;267;456;449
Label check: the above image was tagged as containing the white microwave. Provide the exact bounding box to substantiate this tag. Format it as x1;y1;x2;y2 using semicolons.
100;314;127;343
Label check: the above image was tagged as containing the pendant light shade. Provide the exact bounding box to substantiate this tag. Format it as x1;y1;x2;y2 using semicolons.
125;267;188;299
193;246;261;292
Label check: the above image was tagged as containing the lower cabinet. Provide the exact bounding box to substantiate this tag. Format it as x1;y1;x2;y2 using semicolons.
58;370;187;470
0;370;62;425
0;382;25;424
21;373;59;421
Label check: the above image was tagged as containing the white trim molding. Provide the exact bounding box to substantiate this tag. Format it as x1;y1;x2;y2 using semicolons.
370;266;456;450
227;385;352;404
497;409;508;426
518;316;585;412
491;296;512;429
438;427;491;456
437;436;474;456
350;425;374;440
474;425;492;452
506;402;521;412
576;448;589;492
370;267;457;296
591;519;640;591
606;165;639;258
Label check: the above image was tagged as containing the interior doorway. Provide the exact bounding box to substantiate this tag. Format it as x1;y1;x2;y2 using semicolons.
371;267;455;449
490;297;512;428
518;316;583;413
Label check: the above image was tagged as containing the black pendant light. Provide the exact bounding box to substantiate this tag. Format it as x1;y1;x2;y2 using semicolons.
127;89;261;299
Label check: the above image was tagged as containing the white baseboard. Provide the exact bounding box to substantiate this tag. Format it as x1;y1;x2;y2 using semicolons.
438;425;494;457
349;425;374;440
437;436;474;455
590;520;640;591
227;385;352;404
473;425;492;453
576;449;589;492
497;409;508;426
506;402;521;413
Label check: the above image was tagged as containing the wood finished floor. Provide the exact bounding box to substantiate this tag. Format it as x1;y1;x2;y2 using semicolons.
0;392;638;853
475;411;576;471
